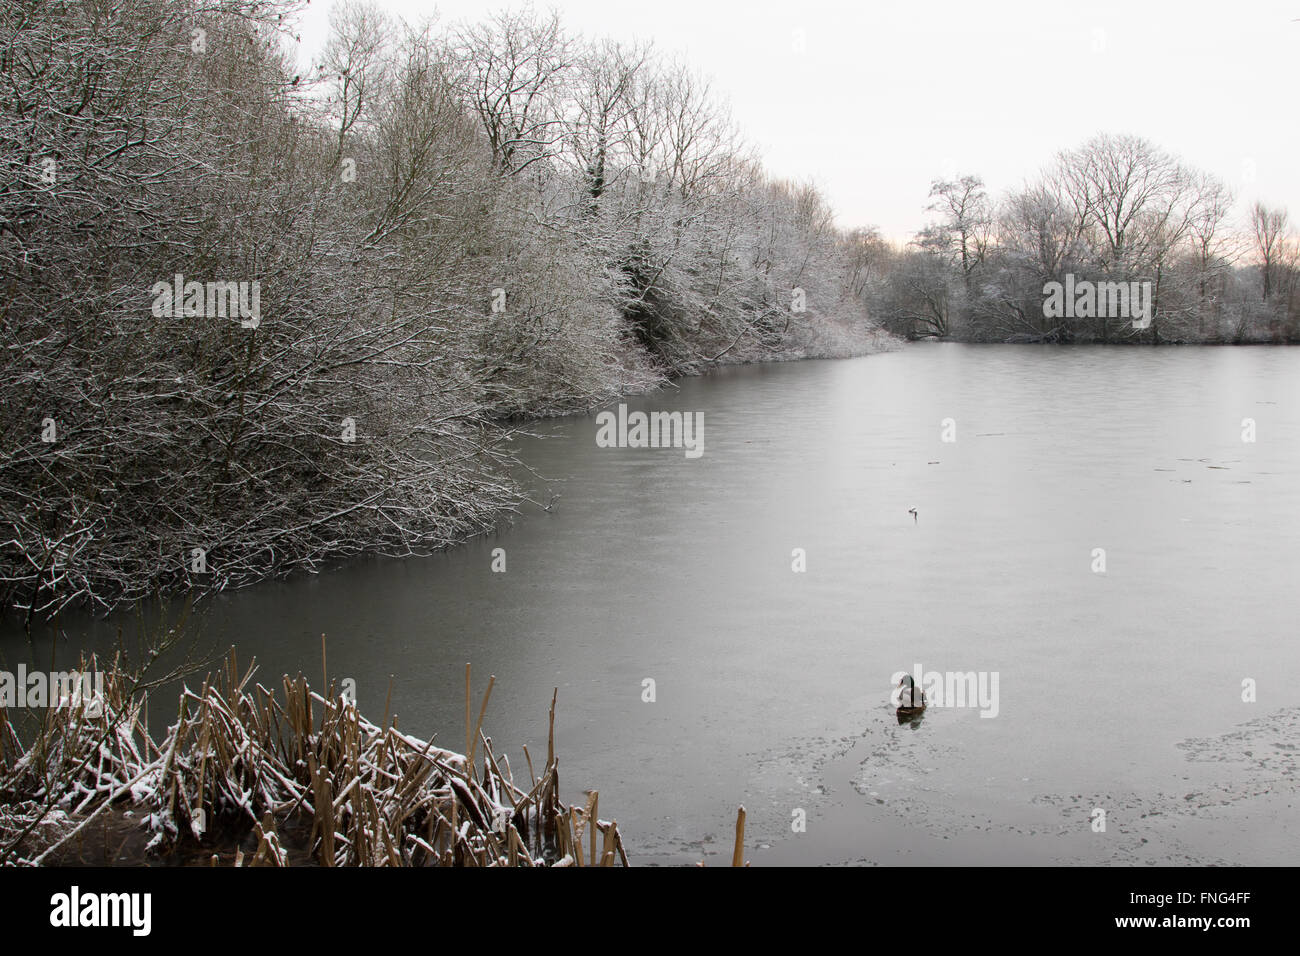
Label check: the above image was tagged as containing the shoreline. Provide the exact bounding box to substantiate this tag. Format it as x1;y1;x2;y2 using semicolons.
5;328;896;625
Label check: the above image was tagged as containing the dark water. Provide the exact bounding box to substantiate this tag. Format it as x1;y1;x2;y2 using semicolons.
8;344;1300;865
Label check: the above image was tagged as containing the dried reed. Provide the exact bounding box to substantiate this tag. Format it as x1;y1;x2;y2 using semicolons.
0;652;628;867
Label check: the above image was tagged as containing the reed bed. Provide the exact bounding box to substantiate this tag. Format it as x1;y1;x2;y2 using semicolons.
1;652;629;867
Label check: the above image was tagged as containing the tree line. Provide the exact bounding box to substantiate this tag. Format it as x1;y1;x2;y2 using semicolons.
867;133;1299;344
0;0;883;615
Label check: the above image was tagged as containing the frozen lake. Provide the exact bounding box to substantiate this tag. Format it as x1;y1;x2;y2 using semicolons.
12;343;1300;865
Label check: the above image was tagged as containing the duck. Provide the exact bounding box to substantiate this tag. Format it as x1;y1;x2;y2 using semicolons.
896;673;926;722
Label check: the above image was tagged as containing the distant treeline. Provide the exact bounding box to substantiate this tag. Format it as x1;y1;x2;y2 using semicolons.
865;134;1299;344
0;0;883;615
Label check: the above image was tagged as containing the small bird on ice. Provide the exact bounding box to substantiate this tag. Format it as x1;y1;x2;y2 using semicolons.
908;508;918;523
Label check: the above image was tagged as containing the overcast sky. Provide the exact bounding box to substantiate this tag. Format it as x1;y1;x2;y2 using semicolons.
289;0;1300;242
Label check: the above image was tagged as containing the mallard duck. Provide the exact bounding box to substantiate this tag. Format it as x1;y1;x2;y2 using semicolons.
896;673;926;722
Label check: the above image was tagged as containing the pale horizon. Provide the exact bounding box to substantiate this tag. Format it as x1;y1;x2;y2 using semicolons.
291;0;1300;243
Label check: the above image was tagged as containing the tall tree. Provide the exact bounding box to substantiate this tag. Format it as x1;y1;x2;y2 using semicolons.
921;175;991;292
1250;201;1289;302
